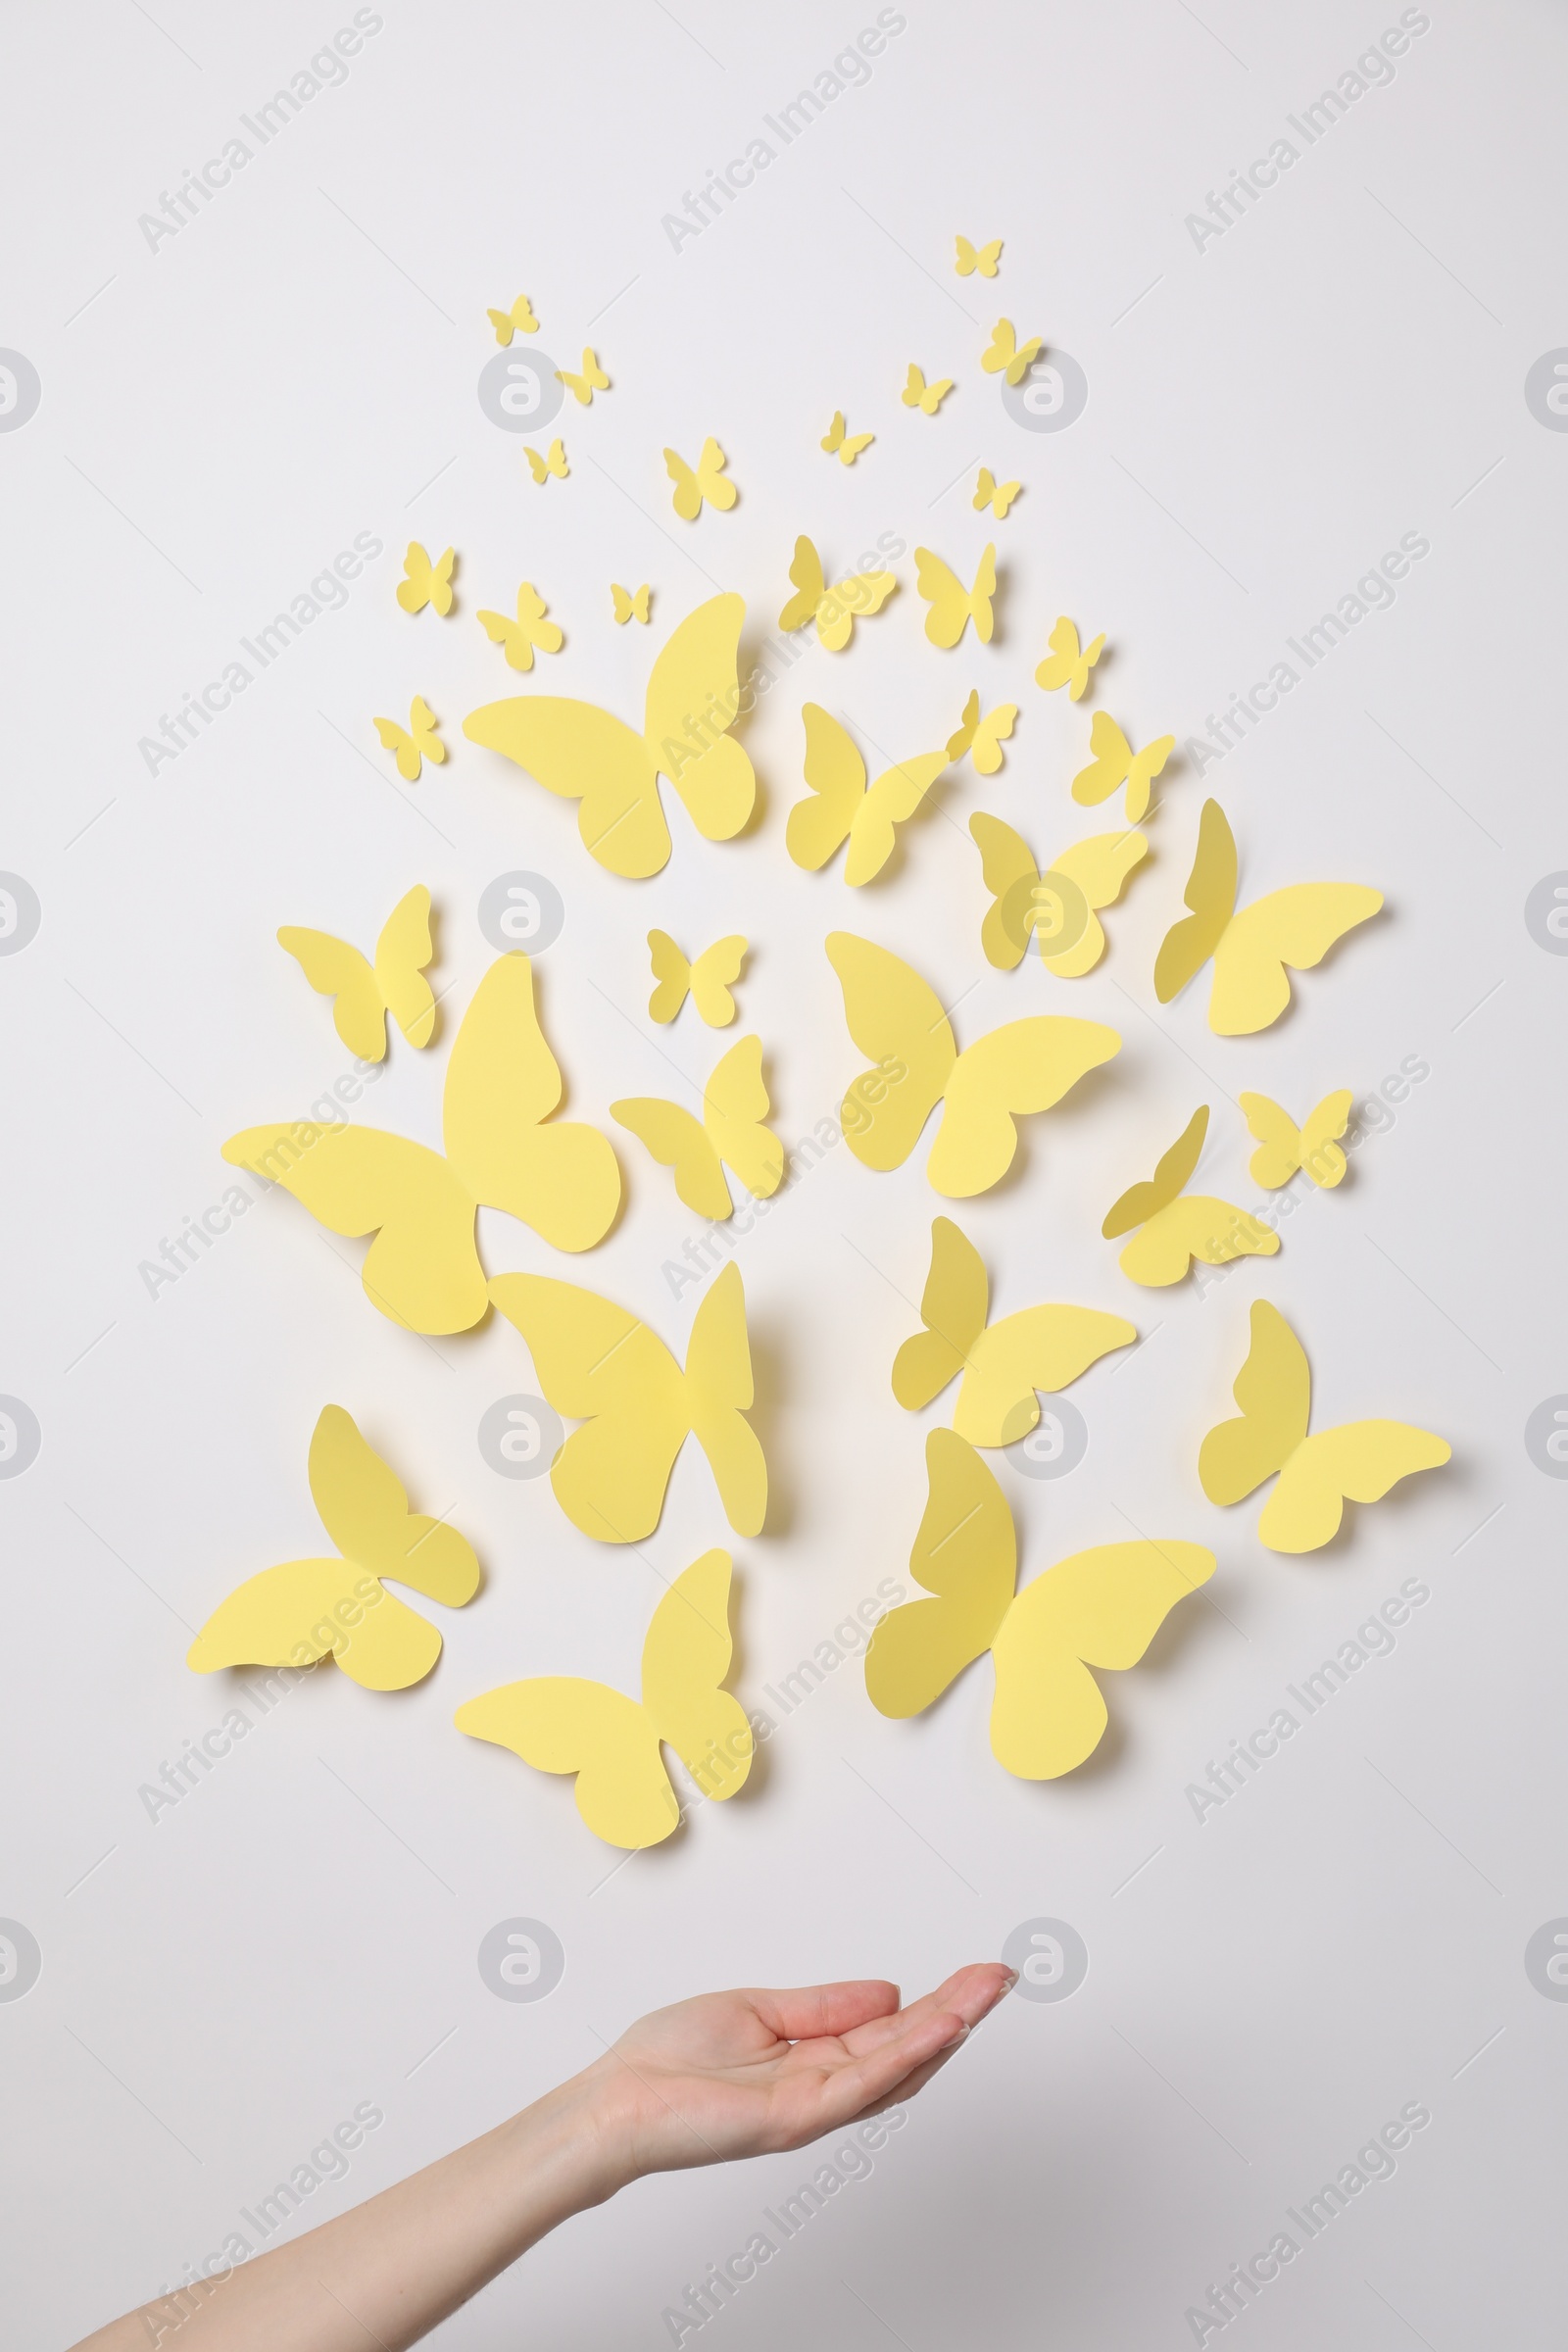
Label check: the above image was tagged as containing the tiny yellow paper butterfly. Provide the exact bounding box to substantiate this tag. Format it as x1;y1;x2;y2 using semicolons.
778;536;897;653
956;235;1003;278
980;318;1044;385
647;930;746;1026
821;410;875;464
525;439;568;483
487;295;538;343
477;582;564;672
973;467;1021;518
396;543;455;617
913;544;996;649
665;438;737;518
1073;711;1173;820
1241;1091;1353;1190
612;582;652;624
373;696;444;781
278;885;435;1063
1037;616;1105;702
613;1035;783;1223
947;691;1017;776
1102;1105;1276;1286
787;707;951;886
902;364;954;415
556;347;610;405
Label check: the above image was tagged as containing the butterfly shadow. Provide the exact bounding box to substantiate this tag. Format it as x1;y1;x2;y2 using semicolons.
749;1309;800;1542
985;557;1014;648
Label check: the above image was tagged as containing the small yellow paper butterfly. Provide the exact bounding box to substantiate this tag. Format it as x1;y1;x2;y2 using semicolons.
488;1260;765;1544
223;955;621;1334
454;1549;750;1849
1241;1091;1353;1190
980;318;1044;385
556;346;610;405
277;885;435;1063
902;364;954;415
1072;711;1172;820
969;814;1148;978
1102;1105;1276;1287
373;696;444;781
477;581;564;672
1156;800;1384;1036
827;933;1119;1198
866;1429;1214;1778
973;466;1021;518
396;542;456;617
821;410;875;464
612;582;652;625
1200;1299;1449;1553
788;708;950;886
913;543;996;649
956;235;1003;278
487;295;538;343
648;930;746;1026
893;1217;1135;1447
613;1036;783;1222
187;1406;480;1691
664;438;737;518
777;536;897;653
947;690;1017;776
524;438;568;483
1037;616;1106;701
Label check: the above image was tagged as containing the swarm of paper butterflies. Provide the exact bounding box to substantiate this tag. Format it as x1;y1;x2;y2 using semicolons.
196;249;1448;1849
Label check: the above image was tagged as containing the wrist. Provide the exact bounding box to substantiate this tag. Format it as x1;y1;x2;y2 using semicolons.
502;2056;647;2213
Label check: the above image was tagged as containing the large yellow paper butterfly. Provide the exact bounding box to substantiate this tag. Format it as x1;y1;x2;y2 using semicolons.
1036;616;1105;701
556;346;610;404
893;1217;1135;1446
973;466;1021;518
488;1261;765;1544
455;1550;750;1848
865;1430;1214;1778
187;1406;480;1691
947;691;1017;775
612;582;652;625
778;537;897;653
1200;1300;1450;1552
477;581;564;672
821;410;874;464
1241;1091;1353;1189
1101;1105;1276;1286
1073;711;1172;819
826;932;1120;1197
487;295;538;343
396;543;455;617
787;707;950;886
956;235;1003;278
1155;800;1384;1036
525;439;568;483
373;696;444;781
613;1036;783;1221
902;364;954;415
914;543;996;649
969;814;1149;978
277;886;435;1063
223;955;621;1335
664;438;737;518
980;318;1044;384
648;930;747;1026
463;593;755;880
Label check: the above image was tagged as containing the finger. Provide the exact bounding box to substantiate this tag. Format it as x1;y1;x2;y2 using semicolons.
841;1962;1013;2058
746;1980;901;2045
812;2005;969;2131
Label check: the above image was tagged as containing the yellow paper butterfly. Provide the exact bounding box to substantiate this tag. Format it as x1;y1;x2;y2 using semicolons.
647;930;746;1026
223;954;621;1335
866;1430;1214;1778
373;696;444;781
1241;1091;1353;1190
902;364;954;415
487;295;538;343
187;1406;480;1691
464;592;755;880
827;932;1120;1198
956;235;1003;278
477;581;564;672
946;690;1017;776
277;885;436;1064
787;707;951;887
487;1260;765;1544
1101;1104;1276;1286
1072;711;1172;819
665;438;737;518
455;1549;750;1849
396;543;455;617
612;582;652;625
980;318;1044;385
821;410;875;464
777;536;897;653
969;814;1149;978
1155;800;1384;1036
525;438;568;483
973;466;1022;518
913;543;996;649
556;346;610;405
893;1217;1135;1447
1200;1300;1450;1553
613;1036;783;1222
1036;616;1105;701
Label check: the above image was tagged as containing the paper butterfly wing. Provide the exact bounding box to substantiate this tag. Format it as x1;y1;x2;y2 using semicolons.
1260;1421;1450;1553
914;546;995;649
788;706;865;872
187;1558;445;1690
455;1678;680;1847
277;928;386;1062
891;1216;988;1412
969;813;1038;972
690;937;746;1026
847;750;951;886
1116;1196;1279;1286
957;1306;1137;1448
612;1098;732;1220
640;1550;753;1801
865;1430;1016;1718
643;592;756;842
703;1036;783;1200
648;929;692;1023
1102;1106;1209;1239
1199;1299;1312;1505
779;538;827;635
1154;801;1239;1004
929;1017;1120;1198
1240;1091;1303;1189
307;1405;479;1606
463;694;668;879
1298;1091;1353;1188
825;934;956;1171
1046;831;1150;977
684;1262;766;1538
1209;885;1384;1037
373;885;436;1049
816;569;897;656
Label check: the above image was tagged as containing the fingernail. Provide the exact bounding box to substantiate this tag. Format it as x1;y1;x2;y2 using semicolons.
1002;1968;1019;1989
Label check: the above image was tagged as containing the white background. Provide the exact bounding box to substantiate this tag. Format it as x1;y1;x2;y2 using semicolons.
4;1;1566;2344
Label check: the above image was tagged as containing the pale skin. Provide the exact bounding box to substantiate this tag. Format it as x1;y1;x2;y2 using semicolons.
74;1962;1014;2352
